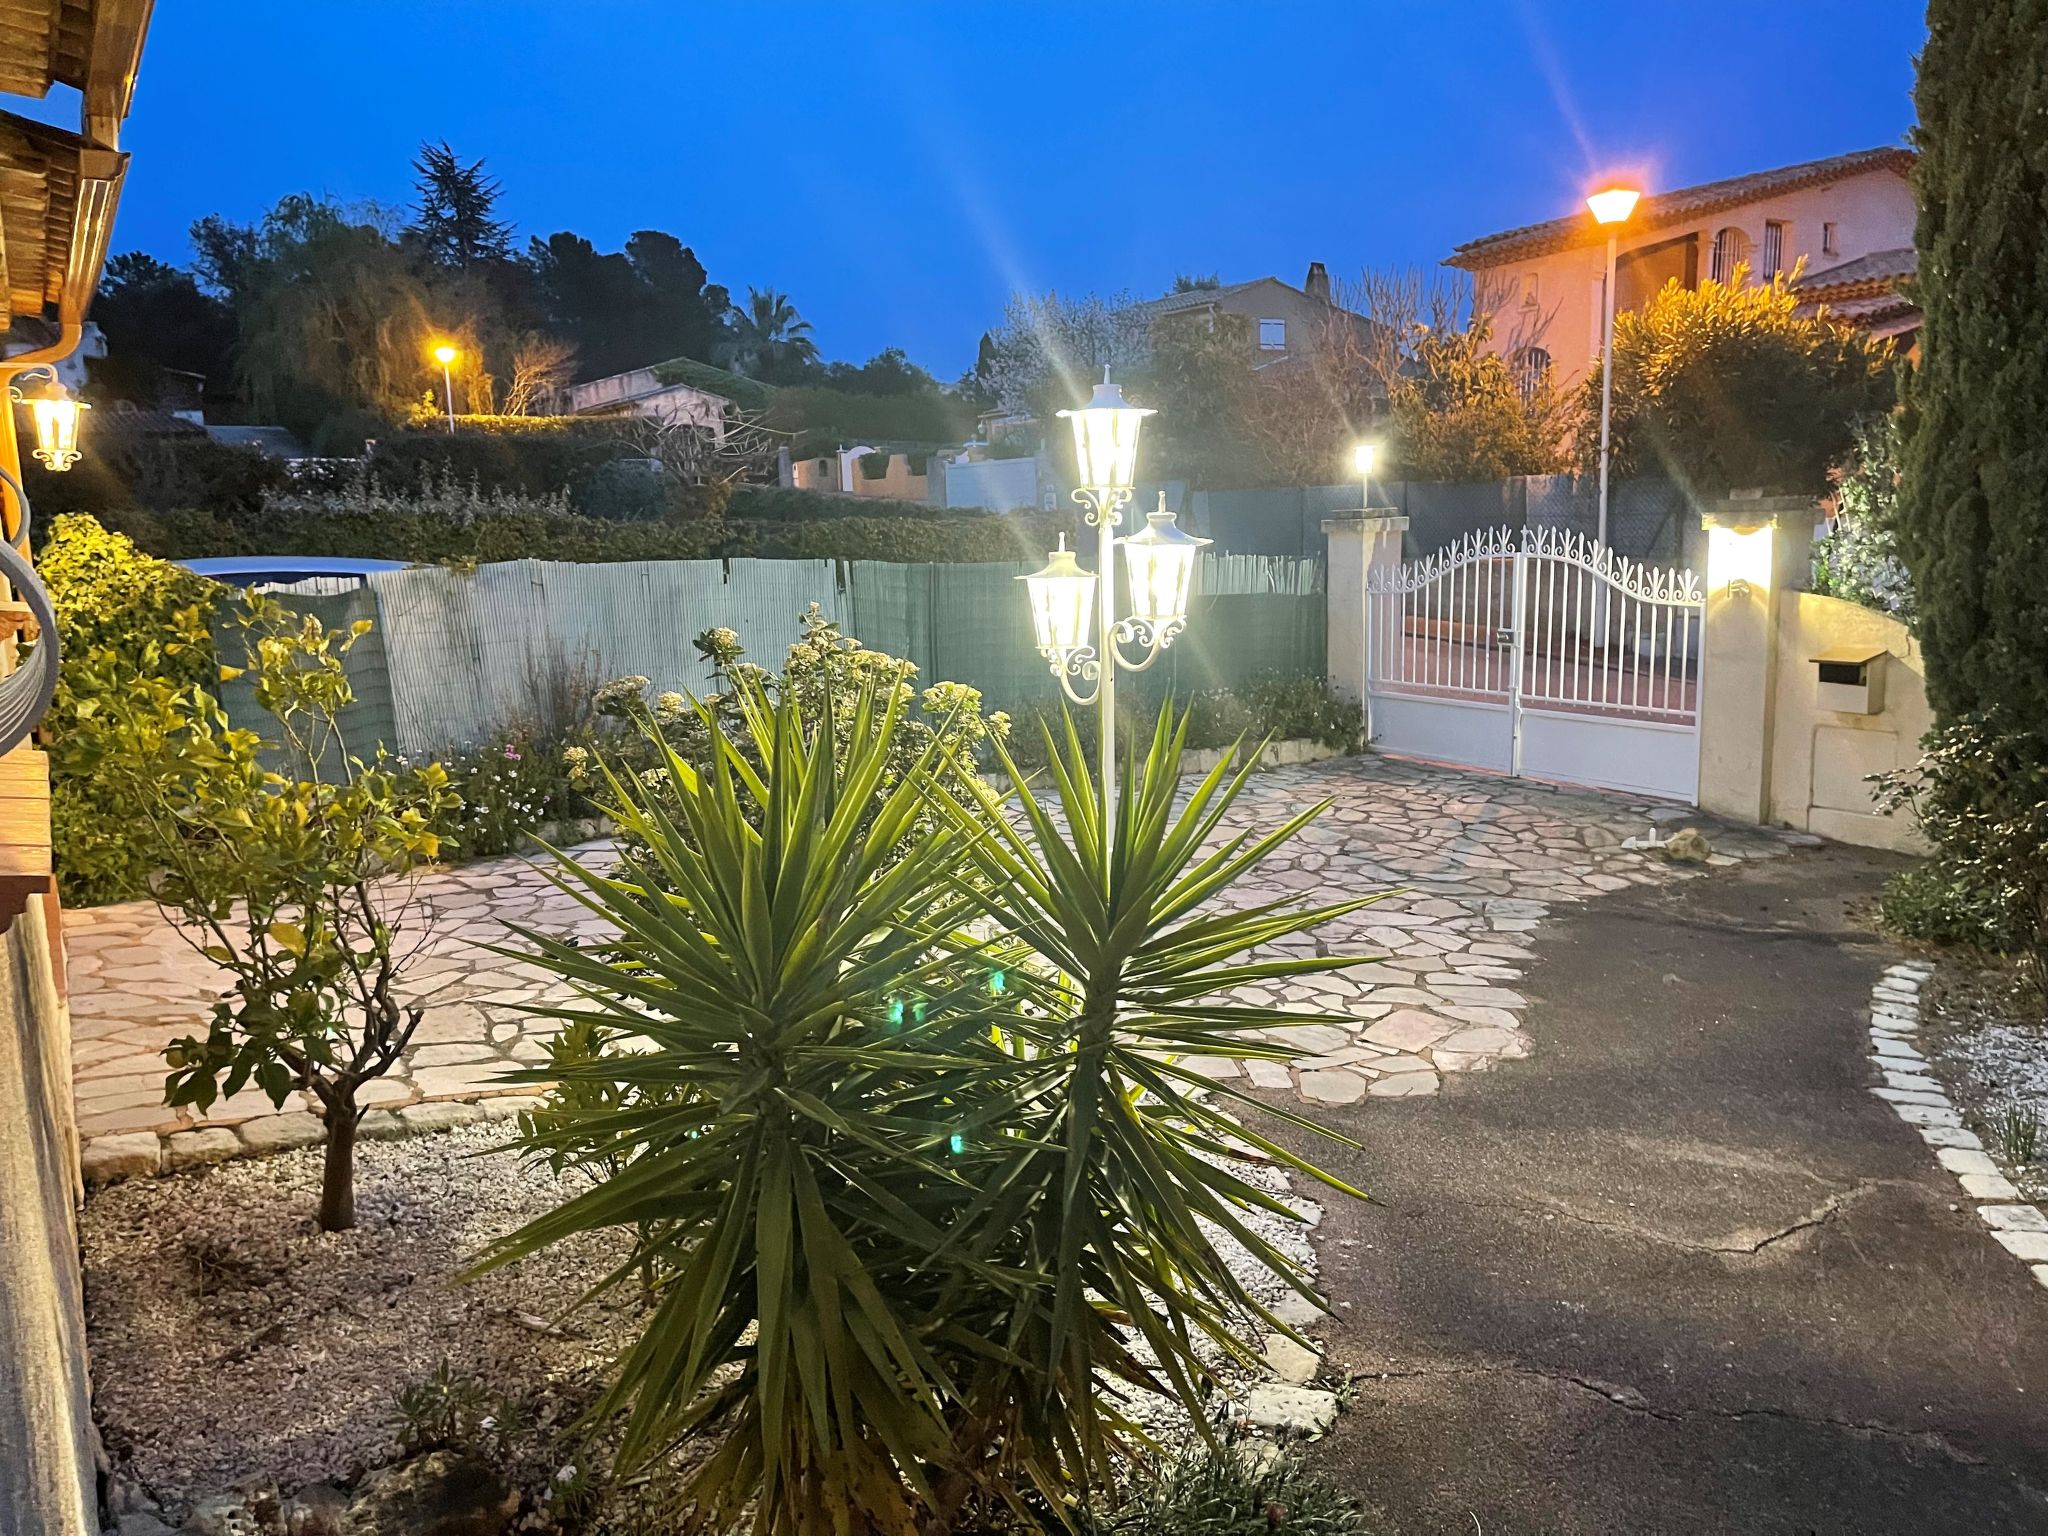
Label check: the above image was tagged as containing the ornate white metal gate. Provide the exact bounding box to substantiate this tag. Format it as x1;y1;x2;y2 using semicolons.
1364;527;1705;801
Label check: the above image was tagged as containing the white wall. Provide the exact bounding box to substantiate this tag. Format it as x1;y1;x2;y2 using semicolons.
944;456;1041;513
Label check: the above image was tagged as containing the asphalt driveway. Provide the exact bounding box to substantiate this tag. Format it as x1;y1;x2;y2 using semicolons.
1279;842;2048;1534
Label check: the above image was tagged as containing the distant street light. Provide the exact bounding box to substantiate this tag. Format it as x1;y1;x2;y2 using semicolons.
12;371;87;472
1586;185;1641;547
432;342;459;434
1020;372;1206;838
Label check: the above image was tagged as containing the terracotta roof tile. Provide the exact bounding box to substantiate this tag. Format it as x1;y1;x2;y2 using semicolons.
1795;247;1916;293
1447;147;1916;270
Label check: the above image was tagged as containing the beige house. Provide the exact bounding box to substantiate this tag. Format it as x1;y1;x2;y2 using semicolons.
1448;147;1918;393
557;356;768;439
1134;262;1363;371
790;447;930;502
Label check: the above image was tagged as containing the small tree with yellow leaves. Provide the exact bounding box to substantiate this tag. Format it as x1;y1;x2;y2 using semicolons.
89;601;455;1230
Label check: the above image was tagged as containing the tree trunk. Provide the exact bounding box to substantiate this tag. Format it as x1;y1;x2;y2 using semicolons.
318;1091;360;1232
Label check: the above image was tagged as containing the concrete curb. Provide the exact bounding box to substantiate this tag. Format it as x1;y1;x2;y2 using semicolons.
1864;960;2048;1291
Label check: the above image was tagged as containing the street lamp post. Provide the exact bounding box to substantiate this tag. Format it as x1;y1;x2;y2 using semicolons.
1353;441;1375;513
432;343;459;434
1020;373;1207;844
1585;186;1641;547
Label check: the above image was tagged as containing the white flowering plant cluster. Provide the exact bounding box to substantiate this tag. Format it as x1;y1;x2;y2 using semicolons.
436;725;581;859
1813;415;1915;619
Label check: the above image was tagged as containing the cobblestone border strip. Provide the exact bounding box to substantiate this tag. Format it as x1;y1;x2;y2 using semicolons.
79;1093;547;1185
1866;960;2048;1291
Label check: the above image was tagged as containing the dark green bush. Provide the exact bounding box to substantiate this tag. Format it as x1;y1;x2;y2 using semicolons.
23;436;288;521
567;457;671;522
858;450;891;479
1876;712;2048;956
1006;676;1363;769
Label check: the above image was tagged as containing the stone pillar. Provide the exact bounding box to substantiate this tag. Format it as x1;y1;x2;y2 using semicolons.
1322;510;1409;739
1696;494;1817;822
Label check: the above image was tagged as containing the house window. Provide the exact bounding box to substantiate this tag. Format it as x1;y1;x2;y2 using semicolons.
1762;220;1787;278
1822;221;1838;256
1710;227;1752;283
1257;318;1286;350
1514;347;1552;402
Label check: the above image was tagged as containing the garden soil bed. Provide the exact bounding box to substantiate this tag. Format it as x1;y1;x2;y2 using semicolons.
82;1121;638;1524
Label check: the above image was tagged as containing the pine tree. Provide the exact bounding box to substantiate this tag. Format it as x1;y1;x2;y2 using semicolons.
1898;0;2048;726
408;140;513;269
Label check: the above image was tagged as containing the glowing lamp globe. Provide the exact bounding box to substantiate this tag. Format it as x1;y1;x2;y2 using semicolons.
1119;494;1210;629
1586;186;1641;226
1057;375;1153;492
18;375;86;472
1352;442;1376;477
1019;534;1096;655
432;343;458;366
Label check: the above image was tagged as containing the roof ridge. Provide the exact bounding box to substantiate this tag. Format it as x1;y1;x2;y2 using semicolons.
1448;146;1915;269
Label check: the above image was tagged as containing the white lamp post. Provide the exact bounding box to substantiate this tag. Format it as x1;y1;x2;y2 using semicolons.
1585;185;1641;547
1020;372;1207;840
1352;441;1375;512
432;342;459;434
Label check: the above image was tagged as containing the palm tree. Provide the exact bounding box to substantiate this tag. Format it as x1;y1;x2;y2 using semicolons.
726;287;818;379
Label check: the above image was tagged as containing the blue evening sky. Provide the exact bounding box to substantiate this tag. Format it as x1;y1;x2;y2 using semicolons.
99;1;1925;377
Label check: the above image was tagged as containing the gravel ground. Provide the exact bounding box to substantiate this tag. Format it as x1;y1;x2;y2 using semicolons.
1921;962;2048;1201
83;1115;1329;1524
82;1122;637;1522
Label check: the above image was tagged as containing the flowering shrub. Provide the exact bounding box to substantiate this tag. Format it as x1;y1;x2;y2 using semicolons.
1877;710;2048;956
433;724;585;858
583;606;1008;860
1813;415;1914;617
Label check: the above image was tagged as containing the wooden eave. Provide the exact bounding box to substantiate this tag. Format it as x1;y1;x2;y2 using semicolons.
0;0;151;146
0;108;126;328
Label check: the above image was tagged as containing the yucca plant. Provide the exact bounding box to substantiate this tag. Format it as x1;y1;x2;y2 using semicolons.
480;684;1380;1533
477;674;1050;1534
925;702;1381;1514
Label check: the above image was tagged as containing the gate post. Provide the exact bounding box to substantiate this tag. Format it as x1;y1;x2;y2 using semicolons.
1696;495;1816;821
1323;510;1409;733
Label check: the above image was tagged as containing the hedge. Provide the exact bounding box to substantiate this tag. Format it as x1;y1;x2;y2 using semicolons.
728;485;968;522
92;502;1068;566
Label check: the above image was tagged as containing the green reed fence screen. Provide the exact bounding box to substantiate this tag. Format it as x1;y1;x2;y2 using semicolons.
228;554;1325;756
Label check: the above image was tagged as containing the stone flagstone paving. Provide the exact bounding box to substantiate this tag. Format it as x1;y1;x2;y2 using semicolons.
64;755;1803;1180
1191;757;1798;1108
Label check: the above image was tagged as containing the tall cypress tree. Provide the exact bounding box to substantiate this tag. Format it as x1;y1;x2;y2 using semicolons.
1898;1;2048;727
